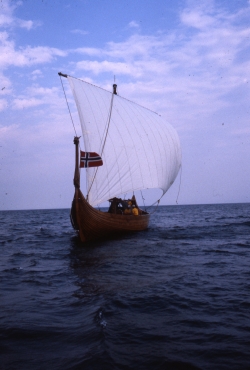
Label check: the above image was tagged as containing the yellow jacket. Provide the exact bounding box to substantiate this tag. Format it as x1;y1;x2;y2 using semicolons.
132;207;139;216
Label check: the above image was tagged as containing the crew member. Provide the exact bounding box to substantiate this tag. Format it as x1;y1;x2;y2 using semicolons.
124;205;132;215
132;205;139;216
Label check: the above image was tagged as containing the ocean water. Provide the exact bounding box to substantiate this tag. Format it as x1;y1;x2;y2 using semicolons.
0;203;250;370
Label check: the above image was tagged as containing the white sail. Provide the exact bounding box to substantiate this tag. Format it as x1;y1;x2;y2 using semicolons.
68;76;181;206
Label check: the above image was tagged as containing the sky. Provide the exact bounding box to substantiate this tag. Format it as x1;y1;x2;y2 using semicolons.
0;0;250;210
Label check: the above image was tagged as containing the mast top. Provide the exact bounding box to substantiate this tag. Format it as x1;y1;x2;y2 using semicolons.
113;84;117;95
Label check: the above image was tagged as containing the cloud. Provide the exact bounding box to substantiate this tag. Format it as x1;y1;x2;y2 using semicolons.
0;99;7;111
0;0;35;29
0;71;11;88
12;97;43;110
76;59;167;77
71;1;250;126
75;34;172;77
0;1;65;74
12;86;62;110
71;29;88;35
74;47;102;56
0;31;67;69
180;5;216;29
0;0;16;27
30;69;43;80
0;13;13;28
128;21;140;28
17;19;35;30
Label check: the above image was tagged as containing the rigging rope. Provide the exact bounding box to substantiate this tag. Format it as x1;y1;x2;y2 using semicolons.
149;199;161;214
59;74;88;194
140;190;146;211
176;164;182;204
100;92;115;156
59;75;77;136
139;192;163;215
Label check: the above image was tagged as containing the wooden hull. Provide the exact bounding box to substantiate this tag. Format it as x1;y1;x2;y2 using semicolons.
70;188;150;242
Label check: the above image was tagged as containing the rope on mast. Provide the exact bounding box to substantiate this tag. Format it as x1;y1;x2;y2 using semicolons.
100;90;115;156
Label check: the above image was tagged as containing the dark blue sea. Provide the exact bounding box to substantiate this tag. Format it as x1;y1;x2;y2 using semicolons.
1;204;250;370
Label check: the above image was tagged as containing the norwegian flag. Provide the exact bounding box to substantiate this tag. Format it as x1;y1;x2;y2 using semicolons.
80;151;103;168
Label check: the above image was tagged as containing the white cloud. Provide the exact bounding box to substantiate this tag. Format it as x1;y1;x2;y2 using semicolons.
0;13;13;27
0;0;16;27
71;1;250;126
30;69;43;80
106;34;166;59
0;72;11;89
76;59;167;77
180;7;216;29
0;99;7;111
74;34;174;78
0;123;18;135
74;47;102;56
12;86;62;110
31;69;42;75
12;97;43;110
17;19;34;30
0;31;67;69
71;29;88;35
0;1;65;75
128;21;140;28
0;0;35;29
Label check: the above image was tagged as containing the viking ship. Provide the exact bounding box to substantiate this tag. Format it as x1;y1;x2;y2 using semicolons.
59;72;181;242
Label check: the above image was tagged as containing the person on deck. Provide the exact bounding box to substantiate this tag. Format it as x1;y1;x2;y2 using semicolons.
124;205;132;215
132;205;139;216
